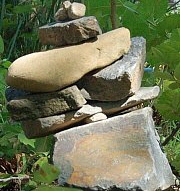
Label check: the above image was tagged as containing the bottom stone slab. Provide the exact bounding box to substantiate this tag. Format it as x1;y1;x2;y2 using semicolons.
53;107;174;191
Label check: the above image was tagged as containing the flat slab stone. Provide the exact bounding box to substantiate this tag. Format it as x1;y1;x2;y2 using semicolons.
84;113;107;124
7;85;86;121
53;107;174;191
93;86;160;115
39;16;102;47
22;104;102;138
77;37;146;101
21;86;159;138
6;28;130;92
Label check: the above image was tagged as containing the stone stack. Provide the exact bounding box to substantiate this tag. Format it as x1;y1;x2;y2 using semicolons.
5;1;174;190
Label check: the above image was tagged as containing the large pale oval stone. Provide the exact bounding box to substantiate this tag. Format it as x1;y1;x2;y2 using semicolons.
6;28;131;92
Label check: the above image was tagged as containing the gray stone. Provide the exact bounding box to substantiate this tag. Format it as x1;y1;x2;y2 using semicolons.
54;8;68;21
67;2;86;20
5;87;31;102
53;107;174;191
39;16;102;47
84;113;107;124
54;1;71;21
7;85;86;121
77;37;146;101
94;86;160;115
22;104;102;138
21;86;159;138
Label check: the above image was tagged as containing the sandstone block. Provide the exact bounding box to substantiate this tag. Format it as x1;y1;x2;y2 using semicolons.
21;86;159;138
68;2;86;19
78;37;146;101
7;86;86;121
39;16;102;47
22;104;102;138
53;107;174;191
6;28;130;92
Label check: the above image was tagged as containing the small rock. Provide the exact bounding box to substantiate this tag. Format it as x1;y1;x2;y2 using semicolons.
54;8;68;21
7;86;86;121
22;104;102;138
84;113;107;124
68;2;86;20
39;16;102;47
54;1;71;21
78;37;146;101
53;107;174;191
6;28;131;92
62;1;71;10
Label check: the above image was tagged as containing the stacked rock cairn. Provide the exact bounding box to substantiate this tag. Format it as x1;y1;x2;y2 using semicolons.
5;1;175;191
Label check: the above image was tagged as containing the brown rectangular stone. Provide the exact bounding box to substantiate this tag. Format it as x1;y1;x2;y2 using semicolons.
7;85;86;121
39;16;102;47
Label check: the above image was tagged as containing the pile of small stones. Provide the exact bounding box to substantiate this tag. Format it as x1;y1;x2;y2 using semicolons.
5;1;175;191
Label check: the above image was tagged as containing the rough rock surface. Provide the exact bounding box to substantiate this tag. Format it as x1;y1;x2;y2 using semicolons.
68;2;86;19
54;1;71;21
39;16;102;47
84;113;107;124
5;87;31;102
78;37;146;101
7;86;86;121
93;86;160;115
6;28;131;92
20;86;159;138
53;107;174;191
22;104;102;138
54;8;68;21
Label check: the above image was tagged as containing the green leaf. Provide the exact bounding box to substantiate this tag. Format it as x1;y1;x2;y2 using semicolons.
137;0;168;21
33;161;60;184
33;157;49;170
0;35;4;54
34;136;54;152
154;71;174;81
168;82;180;90
33;185;83;191
1;60;11;68
155;89;180;120
156;14;180;37
18;133;35;148
148;29;180;69
13;5;33;14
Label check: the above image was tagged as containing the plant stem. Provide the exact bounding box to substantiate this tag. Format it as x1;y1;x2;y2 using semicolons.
167;0;180;11
162;123;180;146
110;0;118;29
0;175;30;183
0;0;6;33
7;19;22;60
